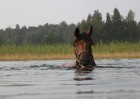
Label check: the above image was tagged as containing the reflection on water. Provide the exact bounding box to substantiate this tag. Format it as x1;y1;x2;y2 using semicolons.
0;59;140;99
74;69;93;81
74;69;94;98
74;77;93;81
76;90;94;94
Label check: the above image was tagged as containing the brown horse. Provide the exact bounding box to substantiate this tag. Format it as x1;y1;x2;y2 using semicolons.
73;25;96;69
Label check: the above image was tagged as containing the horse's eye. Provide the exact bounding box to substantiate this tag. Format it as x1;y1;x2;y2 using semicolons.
90;40;94;46
73;43;76;47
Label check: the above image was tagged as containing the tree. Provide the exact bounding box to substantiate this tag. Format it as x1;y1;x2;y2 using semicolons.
16;24;20;29
138;22;140;40
111;8;124;41
126;10;135;22
112;8;122;23
42;33;57;44
0;29;4;45
103;12;112;42
91;10;104;43
125;10;138;42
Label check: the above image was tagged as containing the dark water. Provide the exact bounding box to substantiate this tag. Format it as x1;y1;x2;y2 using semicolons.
0;59;140;99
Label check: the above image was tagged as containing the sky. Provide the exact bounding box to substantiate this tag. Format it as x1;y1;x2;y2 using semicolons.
0;0;140;29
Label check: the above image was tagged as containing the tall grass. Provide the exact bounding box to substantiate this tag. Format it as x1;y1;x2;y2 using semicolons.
0;42;140;60
0;44;73;55
93;42;140;59
94;42;140;53
0;44;74;60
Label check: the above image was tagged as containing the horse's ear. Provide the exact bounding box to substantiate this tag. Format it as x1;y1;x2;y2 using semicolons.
86;25;93;37
74;28;80;38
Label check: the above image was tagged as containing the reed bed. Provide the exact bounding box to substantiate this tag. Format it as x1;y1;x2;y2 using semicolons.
0;42;140;60
0;44;74;60
93;42;140;59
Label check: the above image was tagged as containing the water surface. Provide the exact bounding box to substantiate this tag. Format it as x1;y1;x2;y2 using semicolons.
0;59;140;99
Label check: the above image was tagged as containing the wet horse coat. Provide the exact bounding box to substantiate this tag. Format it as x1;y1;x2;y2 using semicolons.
61;26;96;69
73;26;96;69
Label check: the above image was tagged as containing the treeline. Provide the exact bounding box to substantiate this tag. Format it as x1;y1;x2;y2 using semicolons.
0;22;76;45
0;8;140;45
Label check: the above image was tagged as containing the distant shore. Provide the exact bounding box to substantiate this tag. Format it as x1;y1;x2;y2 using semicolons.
0;53;140;61
0;42;140;61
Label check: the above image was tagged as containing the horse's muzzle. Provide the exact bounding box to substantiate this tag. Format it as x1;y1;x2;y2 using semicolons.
75;50;95;69
77;59;94;70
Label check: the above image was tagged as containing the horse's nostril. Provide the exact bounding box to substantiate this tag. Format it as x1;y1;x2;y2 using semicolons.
79;60;88;65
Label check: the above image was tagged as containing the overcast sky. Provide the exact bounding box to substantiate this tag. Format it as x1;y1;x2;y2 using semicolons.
0;0;140;29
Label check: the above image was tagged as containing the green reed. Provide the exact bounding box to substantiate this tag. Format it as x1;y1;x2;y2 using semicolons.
0;42;140;60
0;44;73;56
93;42;140;54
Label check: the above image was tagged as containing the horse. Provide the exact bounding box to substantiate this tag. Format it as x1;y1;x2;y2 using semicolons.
73;25;96;70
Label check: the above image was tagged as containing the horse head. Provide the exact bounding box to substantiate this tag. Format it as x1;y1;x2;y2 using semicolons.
73;25;96;70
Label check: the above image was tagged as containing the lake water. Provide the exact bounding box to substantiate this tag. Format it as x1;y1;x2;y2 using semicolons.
0;59;140;99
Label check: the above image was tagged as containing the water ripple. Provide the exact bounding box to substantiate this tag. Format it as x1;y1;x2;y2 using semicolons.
0;59;140;99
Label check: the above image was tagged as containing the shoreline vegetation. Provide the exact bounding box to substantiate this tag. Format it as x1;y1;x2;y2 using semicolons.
0;42;140;61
